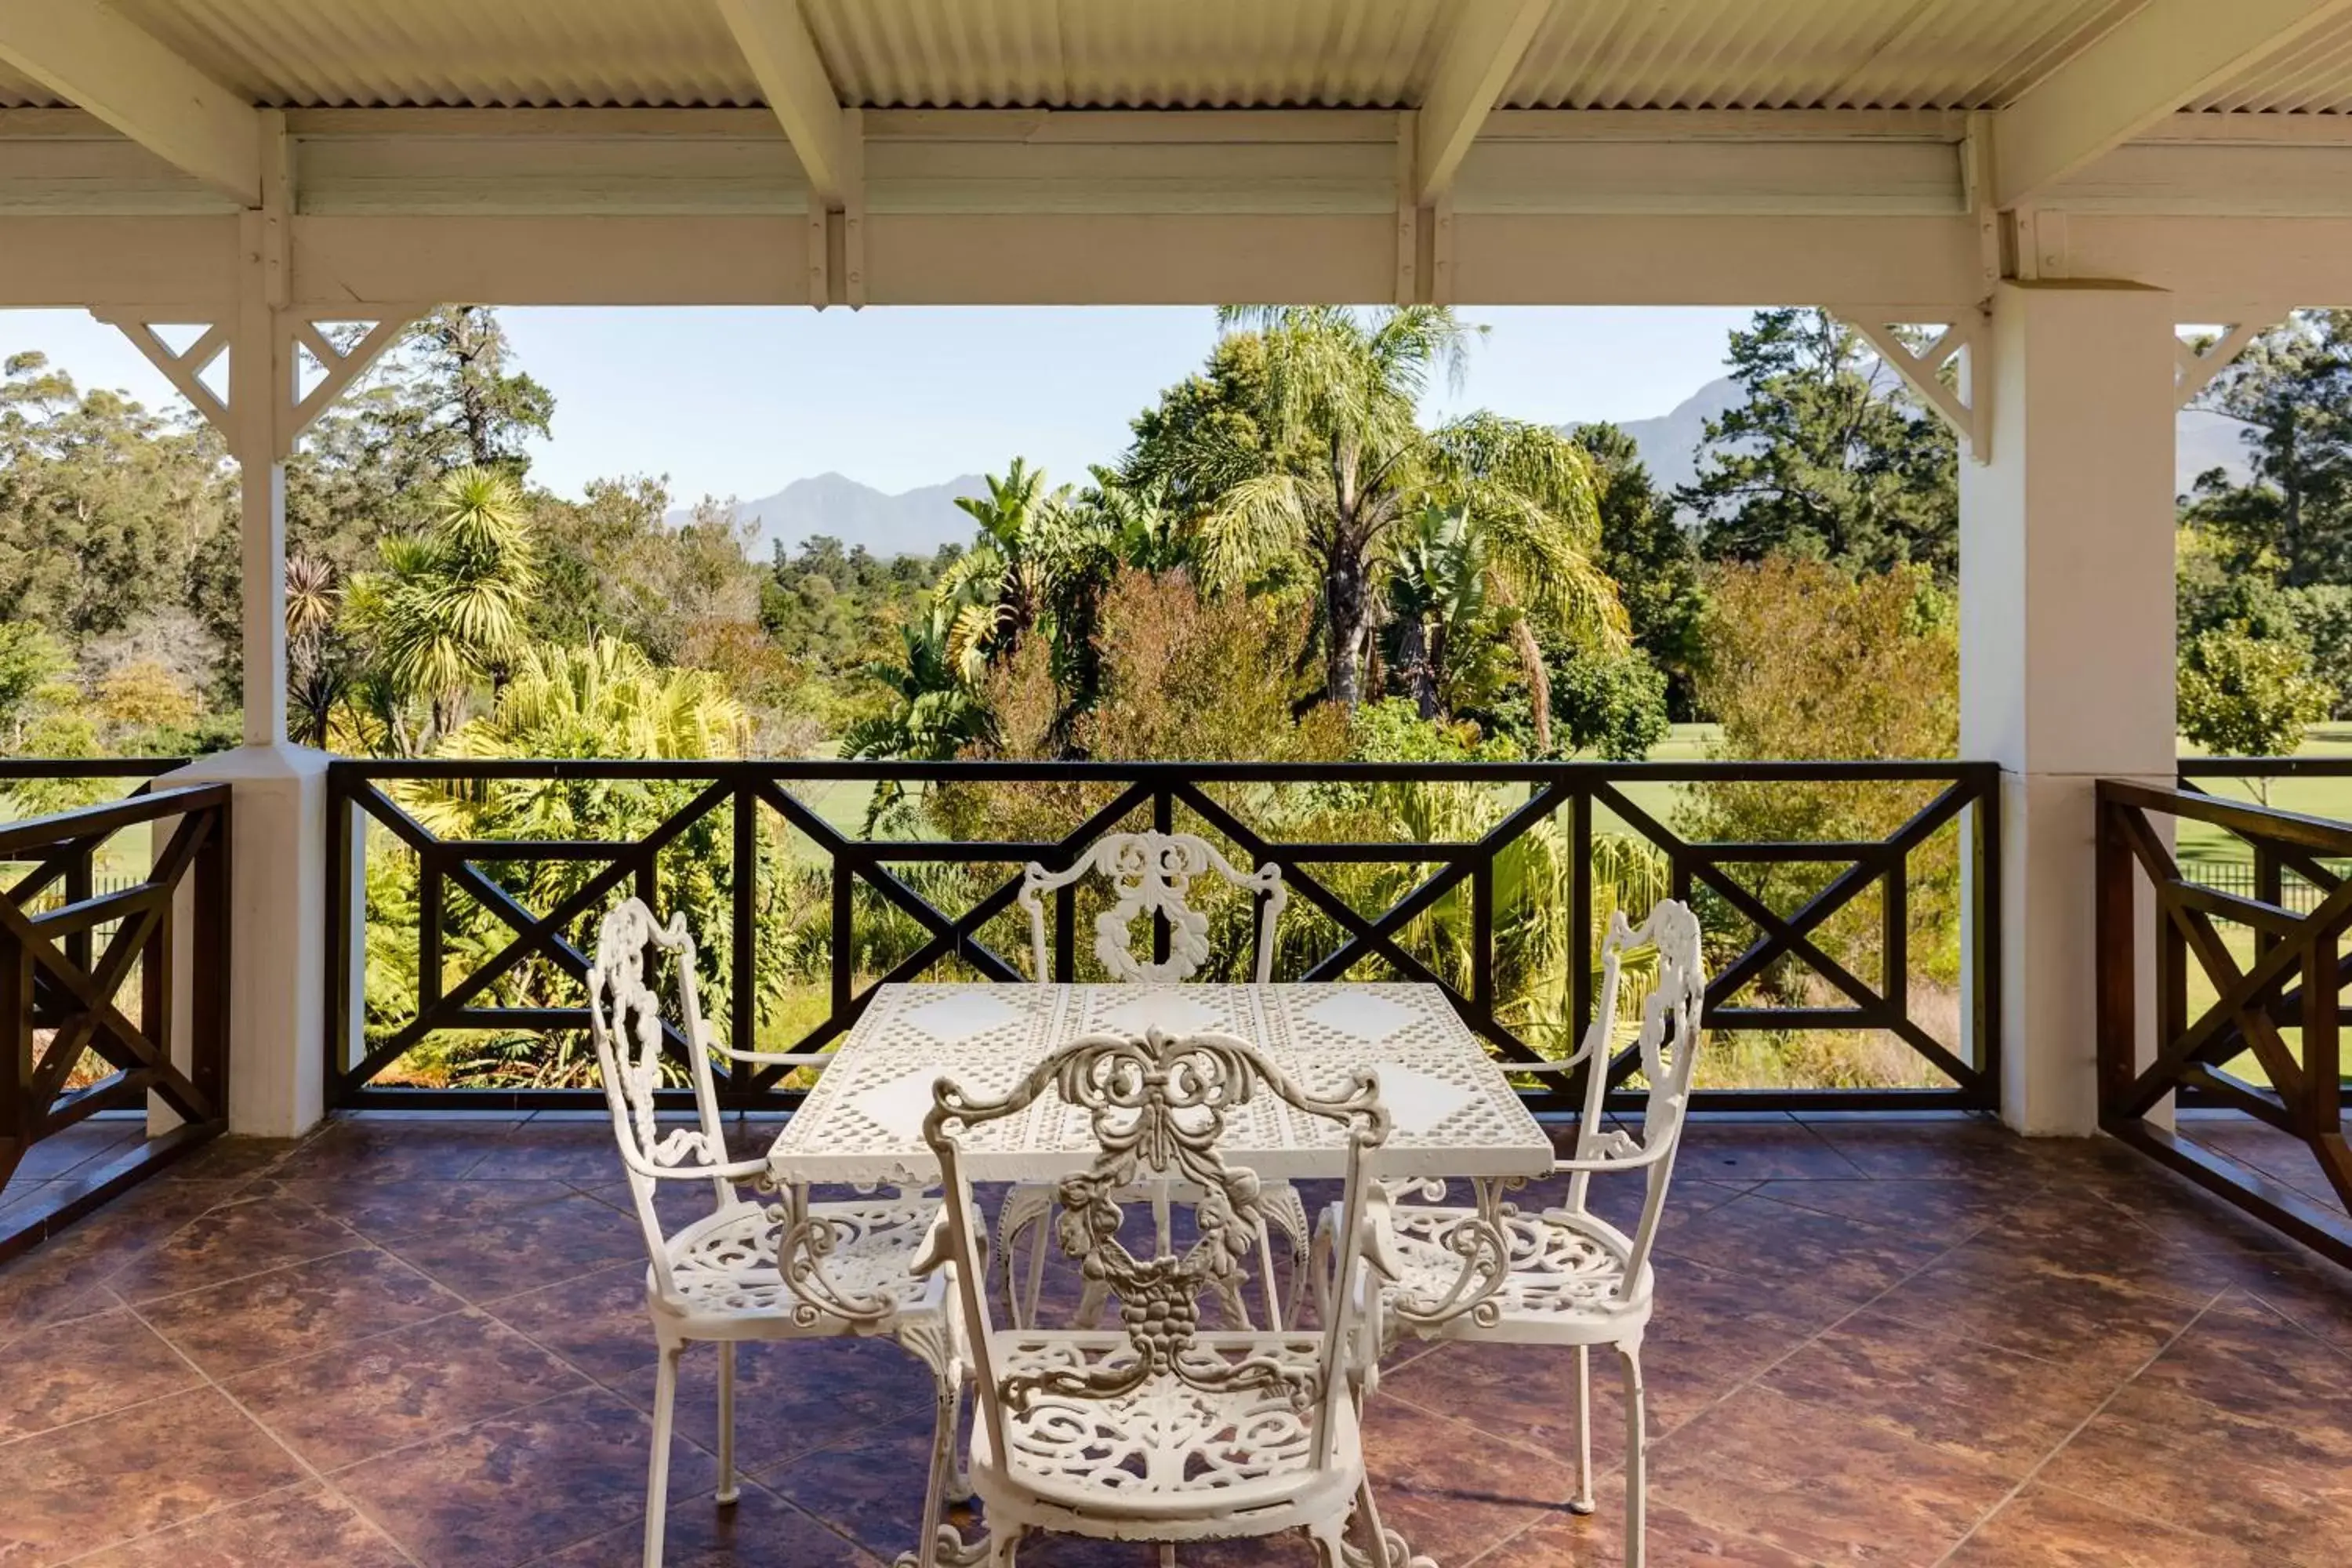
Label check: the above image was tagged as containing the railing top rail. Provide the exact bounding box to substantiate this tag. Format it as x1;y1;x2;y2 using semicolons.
0;782;230;858
0;757;189;779
332;757;1998;785
2103;778;2352;858
2180;756;2352;779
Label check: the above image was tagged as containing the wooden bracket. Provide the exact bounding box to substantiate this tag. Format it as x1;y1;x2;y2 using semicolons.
2176;320;2277;409
93;307;421;453
1841;312;1991;464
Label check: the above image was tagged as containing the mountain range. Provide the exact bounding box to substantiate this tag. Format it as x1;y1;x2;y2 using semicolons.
701;381;2255;561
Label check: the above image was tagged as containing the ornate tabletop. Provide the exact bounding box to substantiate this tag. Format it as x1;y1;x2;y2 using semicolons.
765;982;1554;1187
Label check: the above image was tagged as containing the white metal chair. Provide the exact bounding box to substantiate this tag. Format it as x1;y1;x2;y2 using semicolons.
998;831;1309;1331
1313;898;1708;1568
587;898;962;1568
920;1028;1410;1567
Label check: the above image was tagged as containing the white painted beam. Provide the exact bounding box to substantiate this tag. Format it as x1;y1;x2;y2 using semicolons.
1415;0;1552;203
1992;0;2352;209
0;0;258;205
713;0;848;205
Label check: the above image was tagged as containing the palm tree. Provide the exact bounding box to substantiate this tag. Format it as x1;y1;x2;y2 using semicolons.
284;552;344;747
1189;307;1626;719
347;465;536;749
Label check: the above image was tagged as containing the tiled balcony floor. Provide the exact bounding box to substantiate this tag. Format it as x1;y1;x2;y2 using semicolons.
3;1112;2350;1567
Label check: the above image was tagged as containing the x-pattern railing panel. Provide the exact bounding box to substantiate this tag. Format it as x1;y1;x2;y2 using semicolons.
2100;777;2352;1269
1;775;229;1258
326;759;2000;1113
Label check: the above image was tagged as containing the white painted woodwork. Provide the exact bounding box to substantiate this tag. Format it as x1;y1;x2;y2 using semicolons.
1960;283;2180;1136
713;0;849;205
0;0;259;205
1991;0;2352;209
1414;0;1553;203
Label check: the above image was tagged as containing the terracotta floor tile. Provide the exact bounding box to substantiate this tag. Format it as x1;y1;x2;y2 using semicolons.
1671;1122;1866;1181
0;1385;307;1566
1357;1392;1570;1565
754;1406;956;1565
484;1259;655;1382
2134;1297;2352;1433
1472;1475;1831;1567
224;1308;588;1471
1646;1385;2013;1563
1871;1240;2205;1377
273;1120;523;1184
336;1385;716;1568
158;1135;299;1183
1653;1191;1947;1305
280;1176;584;1243
103;1193;362;1304
608;1337;939;1472
383;1195;645;1304
139;1247;465;1377
1798;1116;2035;1181
1745;1177;2020;1246
2036;1377;2352;1555
0;1304;201;1441
69;1482;412;1568
1756;1306;2118;1477
1946;1483;2271;1568
532;1482;881;1567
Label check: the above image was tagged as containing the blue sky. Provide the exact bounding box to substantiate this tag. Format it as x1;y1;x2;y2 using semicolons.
0;305;1748;505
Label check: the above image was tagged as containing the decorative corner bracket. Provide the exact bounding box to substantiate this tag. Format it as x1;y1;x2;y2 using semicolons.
92;307;424;455
2175;320;2277;411
1840;311;1991;465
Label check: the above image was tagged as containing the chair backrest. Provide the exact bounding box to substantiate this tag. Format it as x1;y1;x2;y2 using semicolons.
924;1029;1388;1490
1018;831;1287;983
1564;898;1708;1287
586;897;746;1300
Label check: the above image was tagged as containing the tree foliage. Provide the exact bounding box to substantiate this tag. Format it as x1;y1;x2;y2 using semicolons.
2178;627;2335;774
1679;309;1957;579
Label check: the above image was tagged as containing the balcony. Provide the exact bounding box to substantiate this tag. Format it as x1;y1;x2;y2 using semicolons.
3;1112;2349;1565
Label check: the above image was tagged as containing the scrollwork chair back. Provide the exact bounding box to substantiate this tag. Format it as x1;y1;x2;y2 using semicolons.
1562;898;1708;1295
1018;832;1287;983
587;898;767;1307
924;1030;1389;1508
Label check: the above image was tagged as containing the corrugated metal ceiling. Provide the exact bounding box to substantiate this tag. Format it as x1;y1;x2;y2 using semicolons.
0;2;2344;118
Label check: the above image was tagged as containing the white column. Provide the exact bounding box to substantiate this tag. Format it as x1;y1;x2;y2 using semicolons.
1961;281;2179;1135
162;207;329;1138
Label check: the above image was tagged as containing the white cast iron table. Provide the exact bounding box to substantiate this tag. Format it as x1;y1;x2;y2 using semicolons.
764;981;1555;1187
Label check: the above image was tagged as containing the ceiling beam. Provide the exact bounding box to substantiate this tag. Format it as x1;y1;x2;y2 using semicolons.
1415;0;1553;204
0;0;257;205
1992;0;2352;209
713;0;848;205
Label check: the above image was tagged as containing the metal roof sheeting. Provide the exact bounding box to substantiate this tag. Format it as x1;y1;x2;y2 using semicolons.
0;2;2344;118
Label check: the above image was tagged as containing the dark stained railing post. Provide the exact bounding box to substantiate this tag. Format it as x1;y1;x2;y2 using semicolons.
731;784;756;1069
2093;786;2136;1118
1;927;31;1190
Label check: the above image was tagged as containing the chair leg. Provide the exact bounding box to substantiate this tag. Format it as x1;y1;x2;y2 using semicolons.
1621;1340;1649;1568
1157;1545;1177;1567
913;1374;959;1568
946;1377;974;1504
715;1341;739;1504
1567;1344;1595;1515
1306;1214;1334;1329
644;1341;684;1568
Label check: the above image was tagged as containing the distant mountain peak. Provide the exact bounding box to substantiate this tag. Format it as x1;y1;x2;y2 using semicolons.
675;473;986;560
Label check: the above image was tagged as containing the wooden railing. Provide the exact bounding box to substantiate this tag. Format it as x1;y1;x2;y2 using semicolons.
328;757;2002;1116
0;776;230;1261
2097;779;2352;1268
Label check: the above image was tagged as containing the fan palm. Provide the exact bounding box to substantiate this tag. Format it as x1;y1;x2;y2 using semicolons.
1192;307;1627;721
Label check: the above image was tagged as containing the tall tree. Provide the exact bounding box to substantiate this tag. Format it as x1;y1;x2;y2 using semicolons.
2184;309;2352;589
1679;309;1958;579
1570;421;1705;717
1156;307;1623;715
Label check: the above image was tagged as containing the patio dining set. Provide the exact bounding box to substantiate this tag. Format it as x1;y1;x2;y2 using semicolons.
586;833;1708;1568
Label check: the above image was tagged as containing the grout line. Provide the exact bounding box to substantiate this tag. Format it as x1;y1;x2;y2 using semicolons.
1926;1289;2230;1567
99;1293;431;1568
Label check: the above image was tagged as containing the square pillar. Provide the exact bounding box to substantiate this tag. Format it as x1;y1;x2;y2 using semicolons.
1961;281;2178;1135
